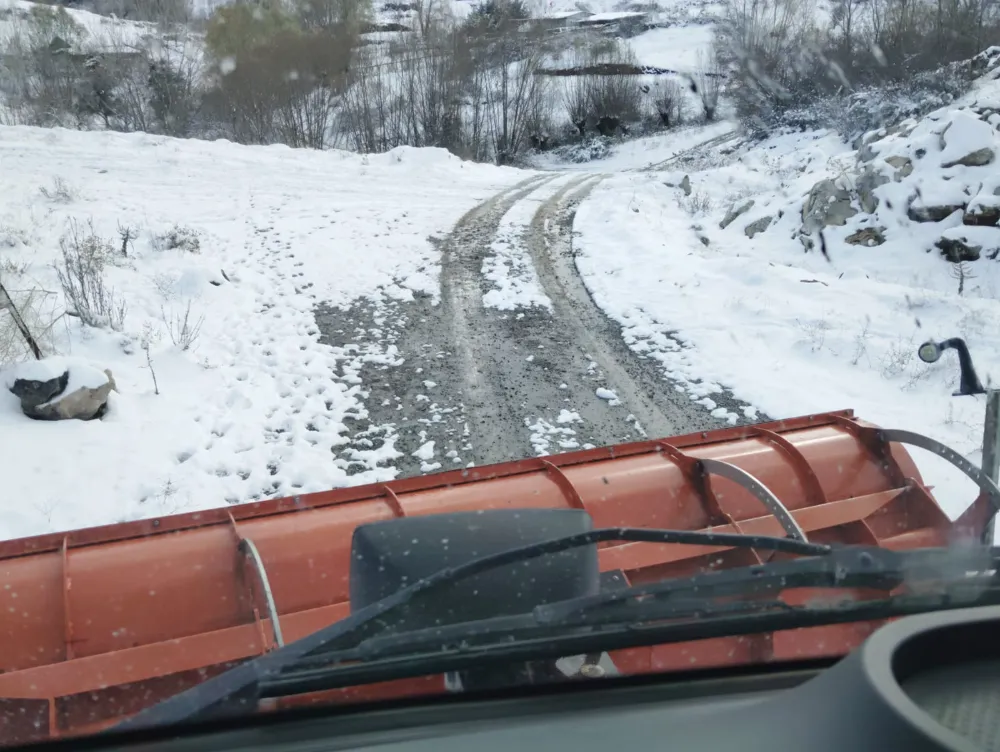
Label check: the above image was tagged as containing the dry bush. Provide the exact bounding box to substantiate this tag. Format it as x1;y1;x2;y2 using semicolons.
40;176;76;203
55;219;128;331
717;0;1000;132
0;284;62;366
153;224;202;254
161;300;204;351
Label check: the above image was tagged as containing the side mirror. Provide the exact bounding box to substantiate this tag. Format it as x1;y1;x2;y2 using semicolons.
917;341;943;364
917;337;986;396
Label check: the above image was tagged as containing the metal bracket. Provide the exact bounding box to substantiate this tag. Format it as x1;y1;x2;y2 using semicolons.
697;458;808;542
238;538;285;648
875;428;1000;520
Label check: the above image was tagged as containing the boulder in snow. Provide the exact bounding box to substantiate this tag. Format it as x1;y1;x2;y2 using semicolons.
744;216;772;238
720;199;754;229
883;155;913;180
935;226;1000;262
908;201;967;223
943;146;995;168
845;227;886;247
801;179;857;231
7;357;117;421
857;167;890;213
939;111;997;168
964;190;1000;226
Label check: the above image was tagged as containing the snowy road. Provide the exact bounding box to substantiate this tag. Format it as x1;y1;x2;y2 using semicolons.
317;164;758;478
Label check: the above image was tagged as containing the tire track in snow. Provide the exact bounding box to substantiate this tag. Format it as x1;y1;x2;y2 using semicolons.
316;173;558;480
439;173;568;465
640;129;741;172
526;175;748;440
449;173;671;462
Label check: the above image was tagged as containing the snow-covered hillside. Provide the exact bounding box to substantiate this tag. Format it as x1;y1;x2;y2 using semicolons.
0;0;157;49
568;52;1000;522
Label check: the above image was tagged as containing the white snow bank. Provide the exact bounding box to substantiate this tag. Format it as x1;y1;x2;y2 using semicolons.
574;152;1000;525
0;125;525;541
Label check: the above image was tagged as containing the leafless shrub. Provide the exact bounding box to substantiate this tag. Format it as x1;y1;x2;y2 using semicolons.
74;0;191;25
679;190;713;215
879;337;914;379
342;16;548;163
152;224;201;253
850;317;871;366
161;300;204;351
795;317;829;352
294;0;372;34
140;321;160;395
718;0;1000;134
0;5;88;127
0;224;30;250
55;219;128;331
950;260;976;296
40;176;76;203
562;75;590;134
0;285;61;366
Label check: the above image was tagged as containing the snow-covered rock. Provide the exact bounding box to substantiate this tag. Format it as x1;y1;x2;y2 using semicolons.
6;357;116;421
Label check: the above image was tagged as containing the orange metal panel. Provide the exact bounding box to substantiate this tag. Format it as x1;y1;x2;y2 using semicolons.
0;410;976;743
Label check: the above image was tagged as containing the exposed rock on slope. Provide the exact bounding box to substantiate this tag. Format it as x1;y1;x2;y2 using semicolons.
723;47;1000;266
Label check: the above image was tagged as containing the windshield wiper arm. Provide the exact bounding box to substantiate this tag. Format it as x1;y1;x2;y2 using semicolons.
112;527;830;732
259;545;999;698
286;543;996;673
260;572;1000;700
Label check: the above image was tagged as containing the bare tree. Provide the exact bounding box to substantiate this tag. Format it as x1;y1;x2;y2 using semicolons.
653;77;684;127
694;47;722;120
561;75;590;135
206;22;354;148
294;0;372;34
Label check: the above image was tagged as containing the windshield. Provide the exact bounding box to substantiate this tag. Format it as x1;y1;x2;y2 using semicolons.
1;0;999;744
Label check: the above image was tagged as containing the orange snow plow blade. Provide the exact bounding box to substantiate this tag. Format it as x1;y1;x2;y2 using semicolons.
0;410;992;743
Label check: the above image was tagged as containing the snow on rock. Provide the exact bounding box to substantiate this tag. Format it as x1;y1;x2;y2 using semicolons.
0;125;523;541
6;356;116;421
939;111;996;168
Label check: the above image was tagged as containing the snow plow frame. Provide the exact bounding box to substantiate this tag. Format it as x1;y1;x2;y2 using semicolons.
0;409;996;743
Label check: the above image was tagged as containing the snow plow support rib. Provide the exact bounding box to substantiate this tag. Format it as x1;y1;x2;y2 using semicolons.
0;410;986;742
695;458;807;541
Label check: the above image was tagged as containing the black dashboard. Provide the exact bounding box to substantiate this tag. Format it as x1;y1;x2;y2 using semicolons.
16;604;1000;752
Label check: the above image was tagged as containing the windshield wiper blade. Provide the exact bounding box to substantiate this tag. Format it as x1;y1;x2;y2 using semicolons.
259;575;1000;700
111;527;829;731
287;543;995;673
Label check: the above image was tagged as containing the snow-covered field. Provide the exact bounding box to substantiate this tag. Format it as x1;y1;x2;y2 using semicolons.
629;23;715;72
0;127;522;539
